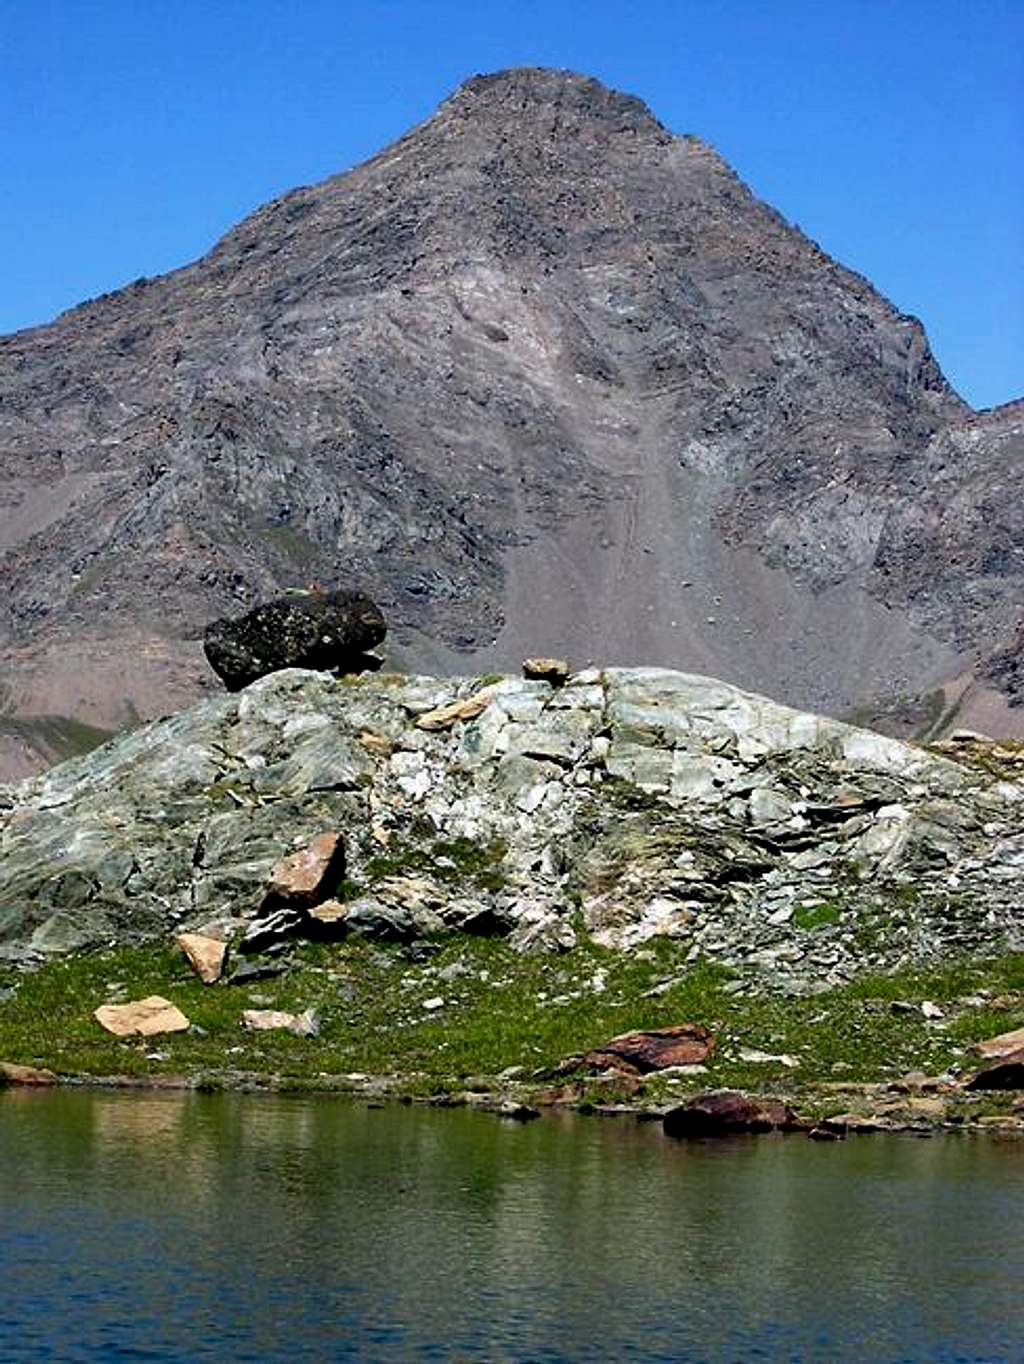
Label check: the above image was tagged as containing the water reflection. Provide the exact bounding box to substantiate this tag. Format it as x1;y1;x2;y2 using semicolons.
2;1090;1023;1361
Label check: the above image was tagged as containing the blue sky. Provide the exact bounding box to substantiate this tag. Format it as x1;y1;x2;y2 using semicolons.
1;0;1020;408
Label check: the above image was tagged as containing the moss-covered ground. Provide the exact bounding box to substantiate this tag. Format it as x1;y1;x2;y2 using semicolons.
2;938;1023;1119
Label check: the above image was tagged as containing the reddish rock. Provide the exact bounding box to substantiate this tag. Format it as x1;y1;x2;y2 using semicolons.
964;1048;1024;1091
583;1024;714;1074
264;832;345;907
663;1090;801;1138
0;1061;58;1086
974;1026;1024;1060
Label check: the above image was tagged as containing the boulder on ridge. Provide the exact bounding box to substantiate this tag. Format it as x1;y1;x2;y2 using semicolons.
203;589;385;691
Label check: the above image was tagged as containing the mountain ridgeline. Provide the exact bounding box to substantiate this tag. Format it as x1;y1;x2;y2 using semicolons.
1;68;1022;778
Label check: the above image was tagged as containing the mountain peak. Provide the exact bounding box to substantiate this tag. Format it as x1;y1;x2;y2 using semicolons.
438;66;669;137
1;69;1020;783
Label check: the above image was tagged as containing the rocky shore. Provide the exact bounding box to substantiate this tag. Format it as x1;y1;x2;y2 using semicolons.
2;664;1024;1135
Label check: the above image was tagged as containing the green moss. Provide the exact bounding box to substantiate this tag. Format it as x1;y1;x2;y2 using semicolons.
256;524;320;568
0;714;115;763
792;901;841;930
364;837;509;893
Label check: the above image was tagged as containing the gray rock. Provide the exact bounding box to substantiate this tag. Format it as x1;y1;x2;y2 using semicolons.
1;665;1022;989
239;908;306;953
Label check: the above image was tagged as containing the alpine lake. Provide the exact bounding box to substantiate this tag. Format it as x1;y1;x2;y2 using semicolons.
2;1088;1022;1362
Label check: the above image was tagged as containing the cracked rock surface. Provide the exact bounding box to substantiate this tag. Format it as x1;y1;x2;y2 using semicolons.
1;666;1021;989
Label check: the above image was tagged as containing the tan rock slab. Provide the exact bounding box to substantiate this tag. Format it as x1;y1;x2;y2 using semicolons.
523;657;570;684
1;1061;58;1086
266;831;344;905
308;898;348;926
242;1008;319;1037
176;932;227;984
242;1008;298;1031
975;1026;1024;1059
415;691;492;731
94;996;190;1037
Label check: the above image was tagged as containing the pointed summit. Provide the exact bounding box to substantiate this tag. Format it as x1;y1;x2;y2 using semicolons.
439;66;670;137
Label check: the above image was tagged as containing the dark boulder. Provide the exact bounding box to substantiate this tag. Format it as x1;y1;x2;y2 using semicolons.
663;1090;801;1138
204;589;386;690
964;1048;1024;1091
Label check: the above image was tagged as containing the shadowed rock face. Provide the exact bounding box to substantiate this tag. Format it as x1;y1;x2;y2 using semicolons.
204;590;385;690
1;67;1022;777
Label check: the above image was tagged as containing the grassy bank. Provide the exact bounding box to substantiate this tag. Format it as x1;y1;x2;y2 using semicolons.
3;937;1024;1121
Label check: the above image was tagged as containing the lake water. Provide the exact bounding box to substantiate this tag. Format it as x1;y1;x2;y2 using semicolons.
1;1090;1022;1362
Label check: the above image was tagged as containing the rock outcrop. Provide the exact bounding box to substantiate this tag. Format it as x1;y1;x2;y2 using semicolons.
1;666;1022;990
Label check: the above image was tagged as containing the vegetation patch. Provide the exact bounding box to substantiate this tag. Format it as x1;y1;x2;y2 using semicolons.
0;714;115;763
363;837;509;893
792;901;842;931
2;940;1023;1108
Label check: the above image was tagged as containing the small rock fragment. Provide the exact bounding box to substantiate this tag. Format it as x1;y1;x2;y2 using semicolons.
228;959;289;984
416;691;493;731
94;997;190;1037
522;657;570;685
807;1125;844;1141
819;1112;889;1135
1;1061;58;1086
291;1008;321;1038
308;899;349;933
265;831;345;907
496;1100;541;1122
737;1047;800;1068
176;932;226;984
241;1007;320;1037
242;1009;296;1032
359;731;395;757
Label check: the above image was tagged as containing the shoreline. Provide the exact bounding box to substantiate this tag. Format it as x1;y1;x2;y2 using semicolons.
4;936;1024;1139
5;1059;1024;1140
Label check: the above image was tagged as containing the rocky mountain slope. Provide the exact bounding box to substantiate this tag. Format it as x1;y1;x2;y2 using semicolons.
2;68;1022;778
2;665;1022;992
